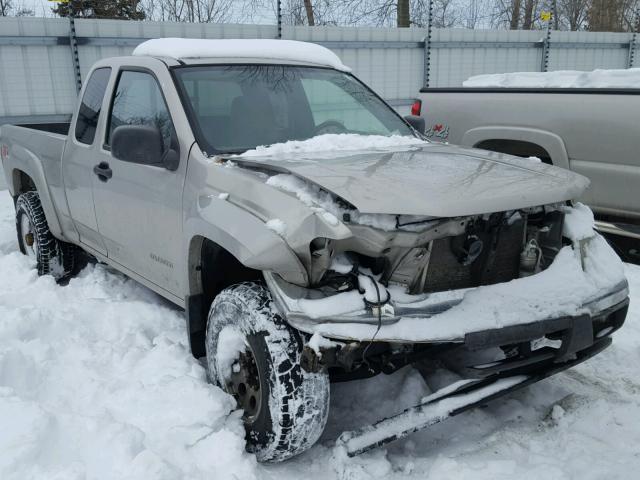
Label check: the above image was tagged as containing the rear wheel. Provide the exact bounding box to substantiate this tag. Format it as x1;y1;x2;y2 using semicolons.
16;191;76;280
205;282;330;462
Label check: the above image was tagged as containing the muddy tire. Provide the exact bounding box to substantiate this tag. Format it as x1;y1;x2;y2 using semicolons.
205;282;330;462
16;191;76;280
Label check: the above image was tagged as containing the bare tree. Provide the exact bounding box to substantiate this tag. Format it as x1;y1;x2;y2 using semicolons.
0;0;13;16
397;0;410;26
588;0;625;31
490;0;522;28
140;0;640;31
431;0;459;27
622;1;640;31
556;0;589;30
303;0;315;24
256;0;344;26
141;0;257;22
510;0;521;28
335;0;397;26
465;0;483;28
522;0;536;29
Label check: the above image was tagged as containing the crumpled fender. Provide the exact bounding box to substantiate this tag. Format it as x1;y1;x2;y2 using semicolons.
183;192;309;288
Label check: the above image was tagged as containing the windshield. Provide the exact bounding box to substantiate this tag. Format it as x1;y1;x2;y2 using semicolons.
173;65;415;154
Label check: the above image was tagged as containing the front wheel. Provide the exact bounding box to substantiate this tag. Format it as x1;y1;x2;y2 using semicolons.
205;282;330;462
16;191;76;280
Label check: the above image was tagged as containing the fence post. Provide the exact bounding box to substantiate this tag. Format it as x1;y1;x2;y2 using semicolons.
628;11;639;68
276;0;282;39
423;0;433;88
68;8;82;92
540;2;555;72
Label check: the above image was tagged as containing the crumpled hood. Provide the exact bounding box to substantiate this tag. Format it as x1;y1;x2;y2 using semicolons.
234;143;589;217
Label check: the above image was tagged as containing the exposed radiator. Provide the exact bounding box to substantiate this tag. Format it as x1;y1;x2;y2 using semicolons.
423;220;524;293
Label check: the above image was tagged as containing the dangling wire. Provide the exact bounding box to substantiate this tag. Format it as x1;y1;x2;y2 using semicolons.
361;273;383;370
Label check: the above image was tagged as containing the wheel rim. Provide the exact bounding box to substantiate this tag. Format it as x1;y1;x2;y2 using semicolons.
20;213;37;260
227;343;262;424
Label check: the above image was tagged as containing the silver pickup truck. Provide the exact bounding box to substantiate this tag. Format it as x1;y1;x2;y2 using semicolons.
0;39;629;462
415;87;640;258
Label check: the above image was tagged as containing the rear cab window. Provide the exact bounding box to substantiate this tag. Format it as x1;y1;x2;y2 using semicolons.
75;68;111;145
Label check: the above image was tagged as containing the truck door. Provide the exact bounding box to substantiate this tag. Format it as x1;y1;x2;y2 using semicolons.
91;68;184;296
62;67;111;255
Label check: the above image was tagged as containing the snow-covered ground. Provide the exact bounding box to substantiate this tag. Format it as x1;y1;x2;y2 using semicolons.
0;191;639;479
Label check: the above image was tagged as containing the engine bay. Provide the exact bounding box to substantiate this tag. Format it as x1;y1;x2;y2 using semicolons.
311;203;566;297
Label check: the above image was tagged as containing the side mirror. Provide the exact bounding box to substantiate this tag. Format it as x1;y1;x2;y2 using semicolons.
112;124;164;166
163;147;180;171
404;115;425;134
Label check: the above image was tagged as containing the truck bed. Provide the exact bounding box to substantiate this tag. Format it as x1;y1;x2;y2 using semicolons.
0;124;68;218
0;123;69;190
16;122;70;136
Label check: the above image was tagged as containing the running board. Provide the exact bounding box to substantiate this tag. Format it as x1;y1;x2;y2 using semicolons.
337;338;611;457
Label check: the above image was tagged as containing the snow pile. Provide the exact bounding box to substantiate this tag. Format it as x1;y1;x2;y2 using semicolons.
240;133;426;158
0;198;257;479
133;38;351;72
464;67;640;88
562;201;595;241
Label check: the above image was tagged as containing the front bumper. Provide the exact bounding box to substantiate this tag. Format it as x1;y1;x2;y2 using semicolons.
339;334;617;457
459;296;628;378
264;270;629;344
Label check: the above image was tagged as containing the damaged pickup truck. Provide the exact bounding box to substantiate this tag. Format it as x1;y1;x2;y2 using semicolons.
0;38;629;462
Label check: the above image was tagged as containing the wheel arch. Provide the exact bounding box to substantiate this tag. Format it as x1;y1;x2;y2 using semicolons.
181;191;310;357
12;168;37;198
6;161;64;239
184;232;294;358
462;126;570;170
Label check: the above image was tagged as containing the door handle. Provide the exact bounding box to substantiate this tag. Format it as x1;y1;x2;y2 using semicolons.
93;162;113;182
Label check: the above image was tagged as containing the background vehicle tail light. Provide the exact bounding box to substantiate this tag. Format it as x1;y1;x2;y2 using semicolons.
411;99;422;116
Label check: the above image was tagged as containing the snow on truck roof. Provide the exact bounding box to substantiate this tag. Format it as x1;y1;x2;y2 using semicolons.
132;38;350;71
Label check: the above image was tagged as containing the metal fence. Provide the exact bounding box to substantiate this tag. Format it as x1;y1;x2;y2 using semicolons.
0;16;639;126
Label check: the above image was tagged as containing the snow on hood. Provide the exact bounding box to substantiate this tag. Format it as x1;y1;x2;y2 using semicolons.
133;38;351;72
239;134;426;158
264;172;433;232
236;137;589;218
464;67;640;89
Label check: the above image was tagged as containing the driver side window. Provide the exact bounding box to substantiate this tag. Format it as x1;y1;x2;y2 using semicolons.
106;70;174;154
301;78;387;134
